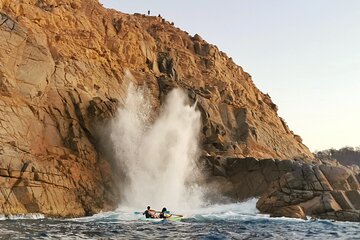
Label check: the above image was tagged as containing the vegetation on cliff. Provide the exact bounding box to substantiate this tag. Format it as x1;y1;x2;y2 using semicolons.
315;147;360;167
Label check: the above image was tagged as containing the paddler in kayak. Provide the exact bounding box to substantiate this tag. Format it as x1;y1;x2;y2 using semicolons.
159;207;172;219
143;206;158;218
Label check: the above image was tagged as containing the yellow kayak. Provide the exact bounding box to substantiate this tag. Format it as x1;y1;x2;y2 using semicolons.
141;214;184;222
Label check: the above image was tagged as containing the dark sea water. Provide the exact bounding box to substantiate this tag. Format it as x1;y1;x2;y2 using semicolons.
1;200;359;240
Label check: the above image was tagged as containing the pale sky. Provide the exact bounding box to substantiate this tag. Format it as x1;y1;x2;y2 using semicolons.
100;0;360;151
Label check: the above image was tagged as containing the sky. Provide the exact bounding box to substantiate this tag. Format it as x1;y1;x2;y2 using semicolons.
100;0;360;151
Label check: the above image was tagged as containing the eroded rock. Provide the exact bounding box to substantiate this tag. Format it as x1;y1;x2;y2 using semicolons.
257;162;360;222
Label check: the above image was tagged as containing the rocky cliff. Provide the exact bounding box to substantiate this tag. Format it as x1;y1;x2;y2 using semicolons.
0;0;342;218
257;160;360;221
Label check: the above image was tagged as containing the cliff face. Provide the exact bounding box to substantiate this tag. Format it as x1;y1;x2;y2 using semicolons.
0;0;314;216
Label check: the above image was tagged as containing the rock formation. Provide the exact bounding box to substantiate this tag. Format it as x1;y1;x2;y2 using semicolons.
257;161;360;222
202;156;360;222
0;0;357;221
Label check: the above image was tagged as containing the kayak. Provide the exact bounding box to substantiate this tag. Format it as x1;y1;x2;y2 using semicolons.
140;214;184;222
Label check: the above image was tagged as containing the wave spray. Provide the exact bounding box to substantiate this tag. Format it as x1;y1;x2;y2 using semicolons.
111;84;203;211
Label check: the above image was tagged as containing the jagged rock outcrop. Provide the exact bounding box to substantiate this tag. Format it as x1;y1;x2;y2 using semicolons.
201;156;360;222
0;0;322;217
256;161;360;222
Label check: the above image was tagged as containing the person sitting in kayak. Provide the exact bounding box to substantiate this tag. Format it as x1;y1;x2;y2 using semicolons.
143;206;157;218
159;207;172;219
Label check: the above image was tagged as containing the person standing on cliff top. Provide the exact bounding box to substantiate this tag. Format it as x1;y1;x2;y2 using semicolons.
147;10;150;15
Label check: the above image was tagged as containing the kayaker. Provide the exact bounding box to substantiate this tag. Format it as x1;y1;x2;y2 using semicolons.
159;207;172;219
143;206;157;218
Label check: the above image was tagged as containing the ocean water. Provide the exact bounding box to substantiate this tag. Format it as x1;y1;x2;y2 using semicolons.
1;199;359;240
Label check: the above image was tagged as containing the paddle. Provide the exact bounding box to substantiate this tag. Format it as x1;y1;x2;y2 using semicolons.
134;210;171;215
168;214;183;217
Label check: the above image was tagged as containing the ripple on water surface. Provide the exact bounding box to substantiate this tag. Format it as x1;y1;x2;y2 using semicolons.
0;202;360;239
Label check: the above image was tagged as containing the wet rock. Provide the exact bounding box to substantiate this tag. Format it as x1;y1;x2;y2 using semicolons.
269;205;307;220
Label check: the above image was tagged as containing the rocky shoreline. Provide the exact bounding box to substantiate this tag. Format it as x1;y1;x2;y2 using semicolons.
203;156;360;222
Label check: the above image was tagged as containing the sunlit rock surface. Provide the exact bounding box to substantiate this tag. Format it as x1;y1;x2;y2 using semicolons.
256;161;360;222
2;0;356;221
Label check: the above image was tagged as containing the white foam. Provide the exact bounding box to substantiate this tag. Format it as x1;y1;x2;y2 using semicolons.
71;199;314;224
111;84;203;211
3;213;45;220
180;199;263;220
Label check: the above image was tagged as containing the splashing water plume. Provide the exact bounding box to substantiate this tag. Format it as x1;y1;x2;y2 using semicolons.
111;84;203;211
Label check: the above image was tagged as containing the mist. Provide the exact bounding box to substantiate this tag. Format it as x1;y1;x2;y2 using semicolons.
110;84;204;211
